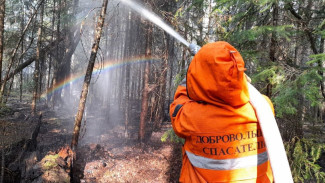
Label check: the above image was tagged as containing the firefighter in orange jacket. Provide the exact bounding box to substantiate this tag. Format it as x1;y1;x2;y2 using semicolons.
170;41;274;183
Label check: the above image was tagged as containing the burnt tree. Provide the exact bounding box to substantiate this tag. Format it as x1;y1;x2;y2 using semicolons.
0;0;4;86
71;0;109;150
138;14;153;142
32;2;45;114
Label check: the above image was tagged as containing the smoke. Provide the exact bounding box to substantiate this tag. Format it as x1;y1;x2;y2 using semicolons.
120;0;190;47
66;0;128;144
62;0;181;144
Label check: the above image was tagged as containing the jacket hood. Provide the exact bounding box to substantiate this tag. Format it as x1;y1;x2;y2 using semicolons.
187;41;249;106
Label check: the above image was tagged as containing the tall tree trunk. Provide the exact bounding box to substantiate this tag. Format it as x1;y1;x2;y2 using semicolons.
19;2;24;102
153;33;169;130
168;39;174;113
4;77;13;103
318;31;325;99
71;0;108;150
54;0;67;106
32;2;45;114
266;2;278;97
269;3;278;62
306;27;325;98
0;0;45;103
20;66;23;101
180;27;187;74
0;0;5;86
60;0;80;102
1;148;4;183
47;0;56;105
138;19;153;142
287;1;325;98
124;10;132;138
52;0;61;108
168;53;174;108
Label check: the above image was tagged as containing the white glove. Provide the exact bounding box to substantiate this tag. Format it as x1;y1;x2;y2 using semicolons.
189;43;201;56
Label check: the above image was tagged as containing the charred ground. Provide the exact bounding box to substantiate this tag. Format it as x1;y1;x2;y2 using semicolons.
0;96;182;183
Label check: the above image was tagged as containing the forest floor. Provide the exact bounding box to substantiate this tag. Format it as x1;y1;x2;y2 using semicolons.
3;95;324;182
0;95;182;183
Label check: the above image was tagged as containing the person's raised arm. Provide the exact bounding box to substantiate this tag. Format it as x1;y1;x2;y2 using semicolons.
170;79;192;138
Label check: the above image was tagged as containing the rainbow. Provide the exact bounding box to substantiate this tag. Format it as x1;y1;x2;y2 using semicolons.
41;56;159;98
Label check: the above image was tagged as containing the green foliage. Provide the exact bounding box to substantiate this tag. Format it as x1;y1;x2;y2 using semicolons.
273;82;299;117
211;0;294;43
252;65;285;85
173;69;187;88
252;65;299;117
280;67;321;116
296;69;323;107
229;25;293;43
161;128;184;144
191;0;204;8
175;7;184;18
252;62;323;118
256;66;298;117
213;0;248;10
181;0;208;13
286;138;325;183
41;154;60;171
307;53;325;65
239;50;262;64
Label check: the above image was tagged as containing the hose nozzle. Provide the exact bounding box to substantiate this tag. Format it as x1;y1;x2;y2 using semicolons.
189;43;201;56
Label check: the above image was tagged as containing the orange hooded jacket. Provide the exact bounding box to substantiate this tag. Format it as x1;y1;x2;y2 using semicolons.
170;41;274;183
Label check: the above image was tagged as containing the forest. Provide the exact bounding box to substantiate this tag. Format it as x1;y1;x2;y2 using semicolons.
0;0;324;182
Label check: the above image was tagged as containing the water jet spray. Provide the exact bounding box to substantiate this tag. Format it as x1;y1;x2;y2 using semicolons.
121;0;293;182
120;0;200;55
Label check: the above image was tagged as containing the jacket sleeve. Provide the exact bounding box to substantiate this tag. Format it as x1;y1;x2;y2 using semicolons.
170;79;192;139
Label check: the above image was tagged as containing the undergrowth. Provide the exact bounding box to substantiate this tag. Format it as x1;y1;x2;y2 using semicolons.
285;137;325;183
161;128;184;144
0;103;13;117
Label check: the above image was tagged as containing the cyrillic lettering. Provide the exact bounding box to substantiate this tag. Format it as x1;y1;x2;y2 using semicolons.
210;136;216;143
202;136;209;143
251;131;257;138
210;148;217;155
240;144;247;153
236;133;243;141
226;147;234;155
219;148;226;156
203;147;209;155
222;135;229;143
196;136;202;143
216;136;221;143
235;146;241;153
248;143;255;151
247;131;251;139
229;134;235;142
